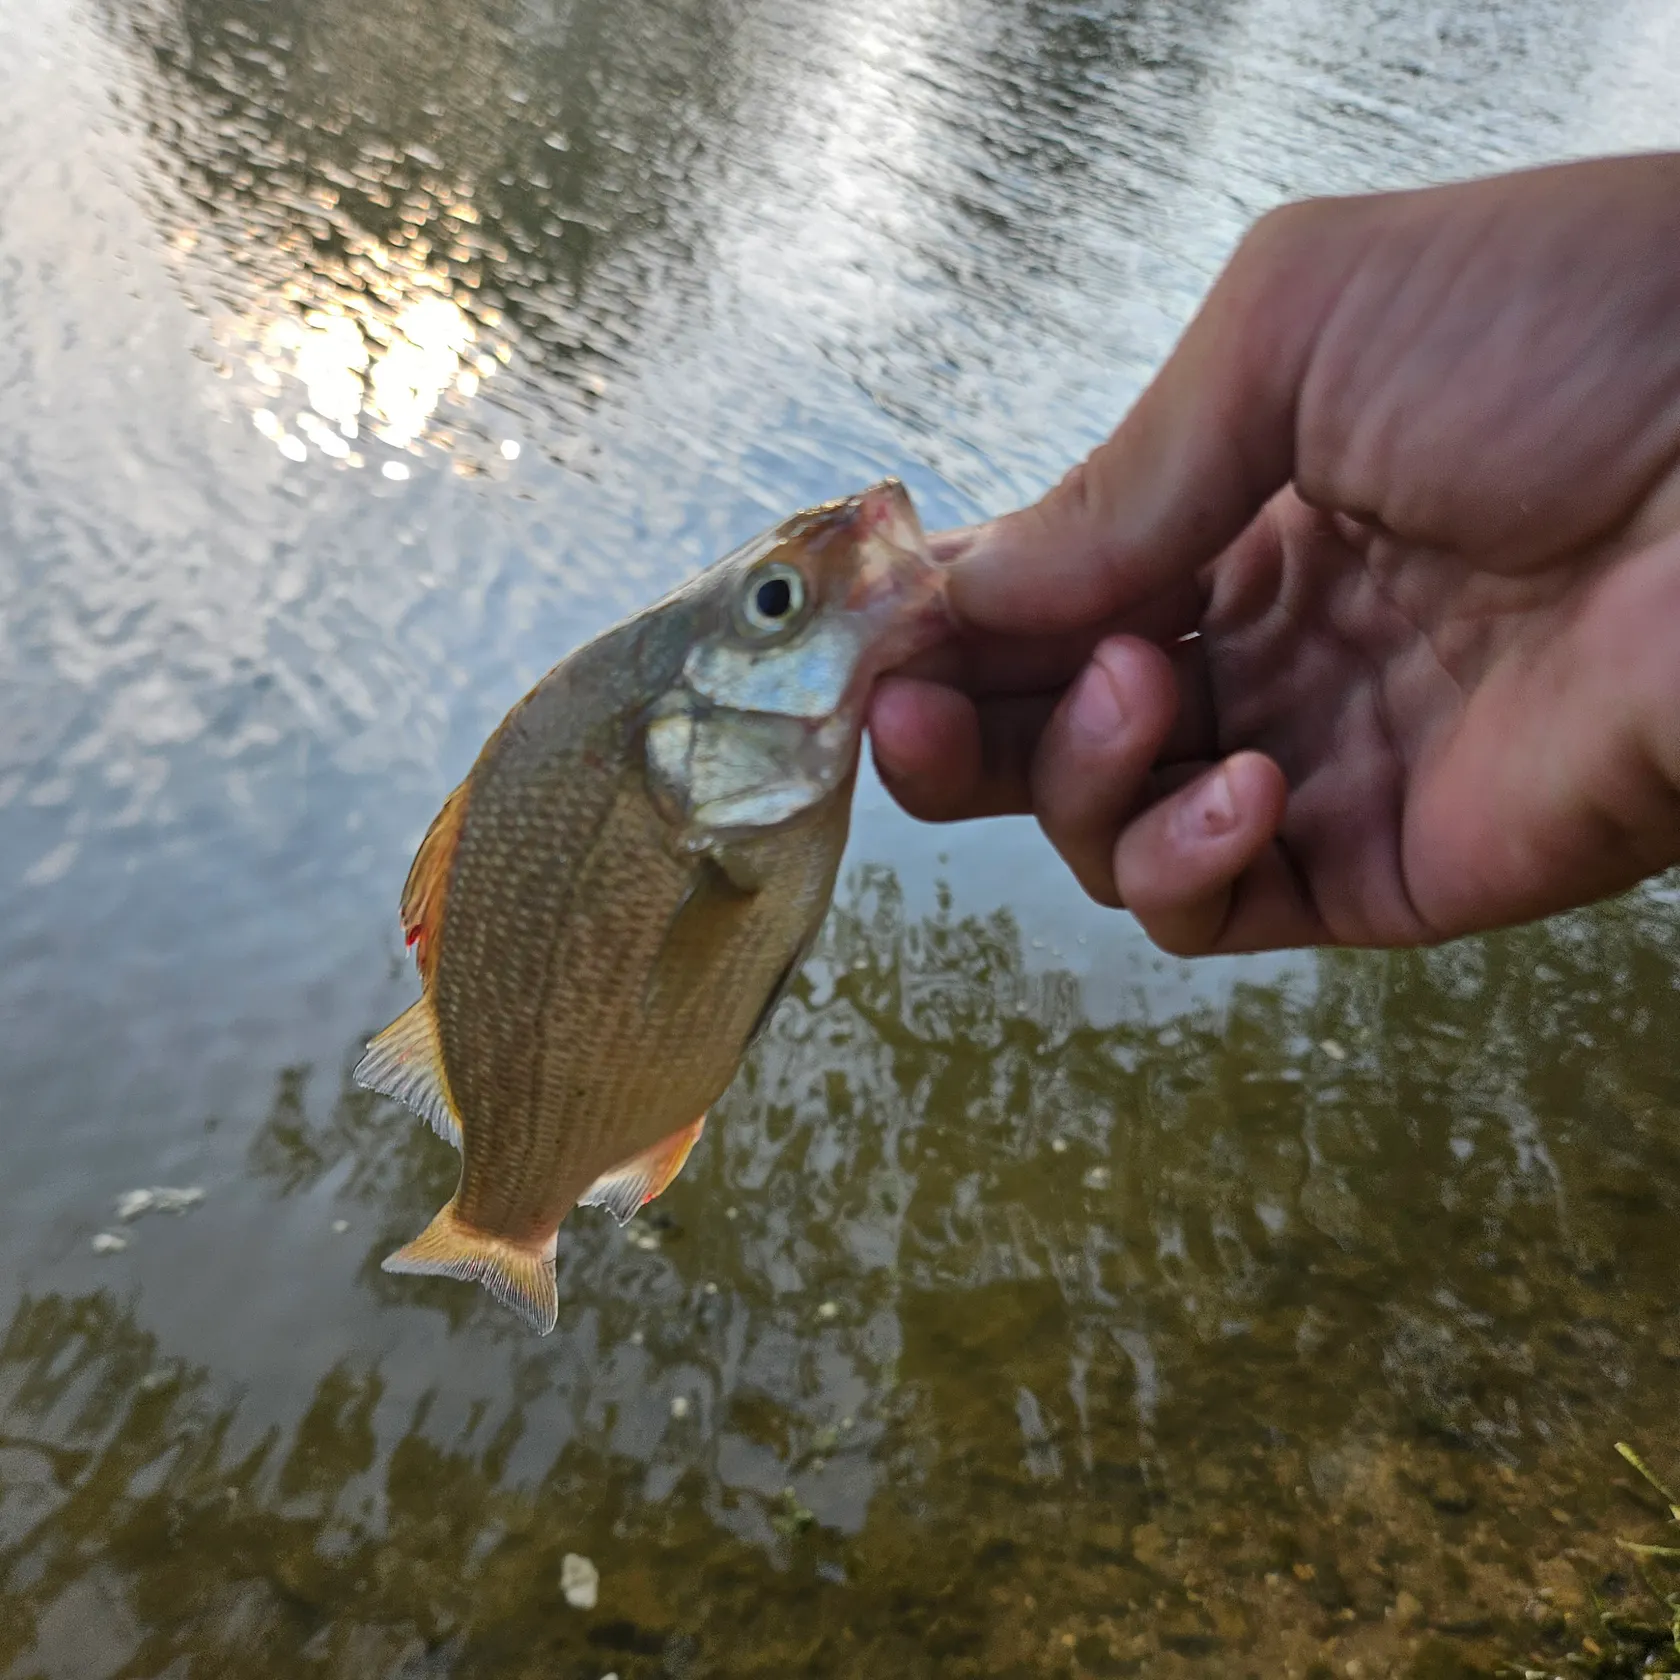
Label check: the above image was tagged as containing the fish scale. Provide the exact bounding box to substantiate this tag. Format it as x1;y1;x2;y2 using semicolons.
354;480;948;1333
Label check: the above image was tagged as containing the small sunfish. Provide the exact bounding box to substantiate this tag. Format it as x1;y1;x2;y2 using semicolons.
356;480;948;1332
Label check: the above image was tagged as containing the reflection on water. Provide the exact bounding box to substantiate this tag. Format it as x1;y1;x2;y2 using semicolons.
105;0;744;469
7;873;1680;1675
5;0;1680;1672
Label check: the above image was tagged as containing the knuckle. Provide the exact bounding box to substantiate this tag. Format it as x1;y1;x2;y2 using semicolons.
1049;457;1097;524
1241;195;1339;269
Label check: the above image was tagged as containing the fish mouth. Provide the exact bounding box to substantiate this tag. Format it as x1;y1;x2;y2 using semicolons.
767;478;953;732
846;481;953;652
831;479;954;712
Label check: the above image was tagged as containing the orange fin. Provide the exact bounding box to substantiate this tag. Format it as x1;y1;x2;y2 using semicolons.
382;1199;559;1334
578;1116;706;1226
400;781;470;985
353;998;461;1150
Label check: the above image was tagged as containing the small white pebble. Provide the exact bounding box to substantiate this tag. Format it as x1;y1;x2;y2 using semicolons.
703;1281;719;1296
841;1416;854;1430
560;1552;598;1610
1050;1138;1068;1154
500;438;521;460
115;1189;154;1221
92;1232;128;1255
118;1186;209;1222
381;460;410;481
150;1186;204;1218
816;1300;839;1322
851;958;868;971
332;1219;349;1234
629;1330;644;1345
670;1395;690;1419
138;1367;173;1393
1082;1166;1112;1191
635;1233;659;1252
1319;1038;1347;1061
724;1206;738;1220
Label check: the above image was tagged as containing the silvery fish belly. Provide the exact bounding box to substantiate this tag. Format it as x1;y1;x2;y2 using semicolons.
354;480;948;1333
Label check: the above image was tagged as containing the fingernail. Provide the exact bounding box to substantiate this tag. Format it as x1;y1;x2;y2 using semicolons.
1175;766;1236;844
1069;660;1123;744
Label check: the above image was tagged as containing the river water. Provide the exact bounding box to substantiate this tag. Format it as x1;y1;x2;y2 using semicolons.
3;0;1680;1675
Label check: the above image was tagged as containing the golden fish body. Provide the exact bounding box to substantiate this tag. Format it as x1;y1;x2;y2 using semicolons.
356;480;946;1332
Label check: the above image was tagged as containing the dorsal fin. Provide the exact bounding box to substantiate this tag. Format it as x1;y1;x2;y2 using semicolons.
400;781;470;986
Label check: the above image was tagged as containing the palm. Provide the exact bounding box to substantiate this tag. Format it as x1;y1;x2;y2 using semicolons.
1187;491;1680;945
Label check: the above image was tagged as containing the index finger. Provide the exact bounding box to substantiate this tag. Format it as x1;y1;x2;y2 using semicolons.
946;198;1361;633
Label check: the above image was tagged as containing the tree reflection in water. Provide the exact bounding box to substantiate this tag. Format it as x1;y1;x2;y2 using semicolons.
5;867;1680;1675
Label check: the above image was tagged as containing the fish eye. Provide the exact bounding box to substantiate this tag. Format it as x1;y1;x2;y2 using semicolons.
740;563;806;634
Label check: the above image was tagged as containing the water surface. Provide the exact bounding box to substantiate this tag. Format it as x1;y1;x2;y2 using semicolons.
4;0;1680;1675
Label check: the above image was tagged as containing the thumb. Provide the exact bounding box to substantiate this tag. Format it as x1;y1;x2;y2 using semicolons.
947;198;1361;634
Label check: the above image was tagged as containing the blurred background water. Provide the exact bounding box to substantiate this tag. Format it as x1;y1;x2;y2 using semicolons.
4;0;1680;1675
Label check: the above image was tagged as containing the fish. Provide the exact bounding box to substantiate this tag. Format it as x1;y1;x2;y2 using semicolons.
355;479;948;1333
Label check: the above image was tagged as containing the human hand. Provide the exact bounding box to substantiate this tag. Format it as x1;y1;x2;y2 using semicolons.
871;153;1680;954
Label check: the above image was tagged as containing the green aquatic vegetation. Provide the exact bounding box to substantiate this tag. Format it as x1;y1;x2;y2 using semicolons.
1602;1442;1680;1672
1506;1443;1680;1680
770;1485;816;1538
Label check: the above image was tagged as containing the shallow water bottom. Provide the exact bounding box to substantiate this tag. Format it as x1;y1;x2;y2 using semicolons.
6;878;1680;1680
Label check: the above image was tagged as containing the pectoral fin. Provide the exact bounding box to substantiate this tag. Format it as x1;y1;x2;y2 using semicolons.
353;998;462;1150
578;1115;707;1226
643;857;755;1018
382;1199;559;1334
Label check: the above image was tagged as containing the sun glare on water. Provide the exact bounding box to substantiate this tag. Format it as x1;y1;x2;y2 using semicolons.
231;191;513;470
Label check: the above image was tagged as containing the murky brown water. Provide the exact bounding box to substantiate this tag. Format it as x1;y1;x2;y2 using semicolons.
5;0;1680;1675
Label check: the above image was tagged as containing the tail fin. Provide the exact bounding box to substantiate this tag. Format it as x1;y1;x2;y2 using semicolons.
382;1200;559;1334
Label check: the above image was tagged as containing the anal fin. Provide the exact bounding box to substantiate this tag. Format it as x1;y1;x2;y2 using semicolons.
578;1116;707;1226
382;1199;559;1334
353;998;462;1150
